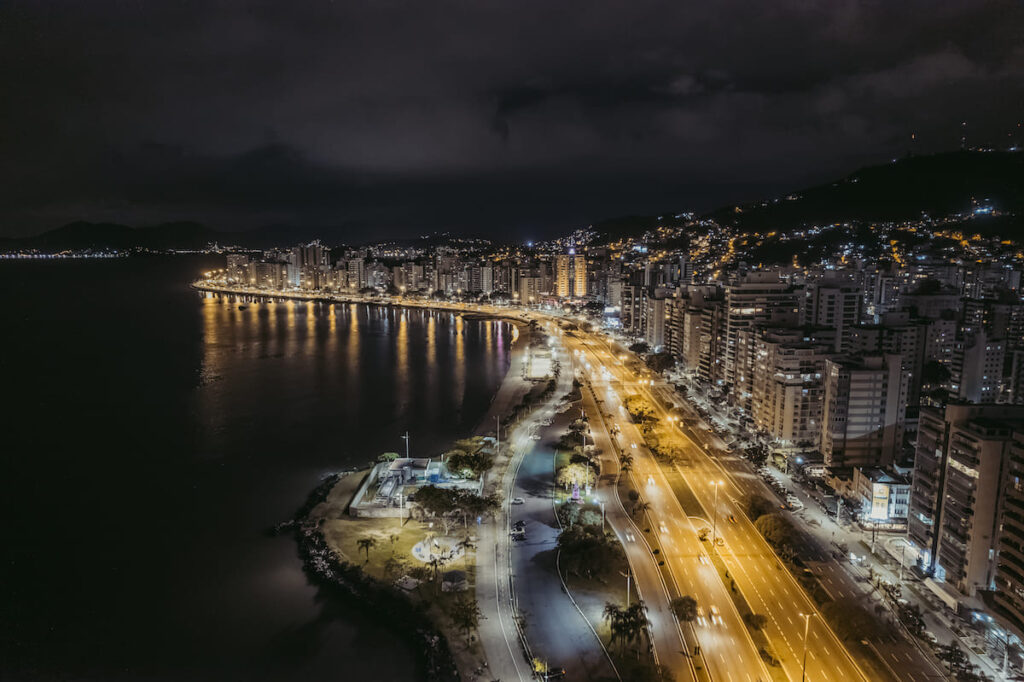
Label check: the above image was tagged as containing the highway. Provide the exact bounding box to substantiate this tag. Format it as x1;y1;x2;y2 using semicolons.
566;330;773;682
579;381;697;682
576;329;876;682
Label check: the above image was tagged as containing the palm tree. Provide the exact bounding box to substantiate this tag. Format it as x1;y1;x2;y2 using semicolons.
633;501;652;520
357;536;377;561
449;597;482;644
622;601;651;658
602;602;626;652
619;453;634;469
428;555;447;584
458;537;476;569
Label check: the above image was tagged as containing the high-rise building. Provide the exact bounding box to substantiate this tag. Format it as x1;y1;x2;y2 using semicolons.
621;285;644;336
555;255;571;298
852;311;930;406
697;303;724;386
908;404;1024;595
346;258;365;290
226;254;250;283
573;253;587;298
950;330;1004;404
993;430;1024;631
723;272;802;389
644;295;668;350
518;275;541;306
751;329;832;450
292;241;329;290
804;271;863;353
820;354;909;469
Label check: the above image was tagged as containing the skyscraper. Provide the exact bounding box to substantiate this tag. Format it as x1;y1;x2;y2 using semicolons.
820;354;909;469
555;254;571;298
573;252;587;298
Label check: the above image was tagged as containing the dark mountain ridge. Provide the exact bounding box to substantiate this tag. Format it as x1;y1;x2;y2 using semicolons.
4;150;1021;253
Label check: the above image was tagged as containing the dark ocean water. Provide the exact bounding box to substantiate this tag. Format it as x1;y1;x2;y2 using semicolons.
0;256;512;681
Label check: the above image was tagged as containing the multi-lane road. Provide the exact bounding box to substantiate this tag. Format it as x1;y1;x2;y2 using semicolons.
567;331;774;682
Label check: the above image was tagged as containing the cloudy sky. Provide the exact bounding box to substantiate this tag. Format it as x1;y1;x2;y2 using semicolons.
2;0;1022;240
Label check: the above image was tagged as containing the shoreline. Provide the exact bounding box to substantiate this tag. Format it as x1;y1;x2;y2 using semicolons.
190;280;530;327
287;472;462;682
278;292;532;682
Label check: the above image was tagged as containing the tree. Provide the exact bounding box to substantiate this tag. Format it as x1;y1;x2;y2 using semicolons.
383;556;405;579
744;494;776;522
628;489;640;505
357;536;377;561
670;596;698;623
458;537;476;568
603;602;626;651
645;352;675;374
623;394;656;422
744;613;768;630
754;513;796;551
558;501;582;528
449;597;482;644
629;342;650;354
559;524;621;579
620;601;652;655
377;451;400;462
633;501;652;520
557;462;596;491
619;453;634;474
445;449;494;478
937;642;971;675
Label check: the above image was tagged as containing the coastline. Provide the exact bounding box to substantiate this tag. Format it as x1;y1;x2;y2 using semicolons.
190;280;529;327
274;288;531;682
287;473;462;682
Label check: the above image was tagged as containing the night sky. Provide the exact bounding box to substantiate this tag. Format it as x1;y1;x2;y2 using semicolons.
2;1;1022;240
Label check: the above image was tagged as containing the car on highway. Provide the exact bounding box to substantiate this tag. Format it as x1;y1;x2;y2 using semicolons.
529;434;542;441
543;667;567;680
709;604;722;625
624;531;635;542
510;497;525;505
698;553;710;565
727;514;736;523
631;442;638;448
647;475;655;486
696;606;708;626
659;522;669;534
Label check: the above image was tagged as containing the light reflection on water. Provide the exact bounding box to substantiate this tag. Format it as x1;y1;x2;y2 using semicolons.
1;256;511;682
191;293;512;678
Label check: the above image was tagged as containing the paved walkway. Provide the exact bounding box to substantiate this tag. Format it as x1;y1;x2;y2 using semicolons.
509;405;617;682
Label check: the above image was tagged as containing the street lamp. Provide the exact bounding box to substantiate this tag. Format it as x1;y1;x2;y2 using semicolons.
800;612;815;682
711;480;724;549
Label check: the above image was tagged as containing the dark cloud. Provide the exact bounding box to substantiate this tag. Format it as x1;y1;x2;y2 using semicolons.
1;0;1022;240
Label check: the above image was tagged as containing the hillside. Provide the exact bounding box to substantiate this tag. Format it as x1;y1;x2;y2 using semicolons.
706;150;1024;236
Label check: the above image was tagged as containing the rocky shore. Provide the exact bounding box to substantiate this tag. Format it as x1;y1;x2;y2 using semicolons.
286;472;462;682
